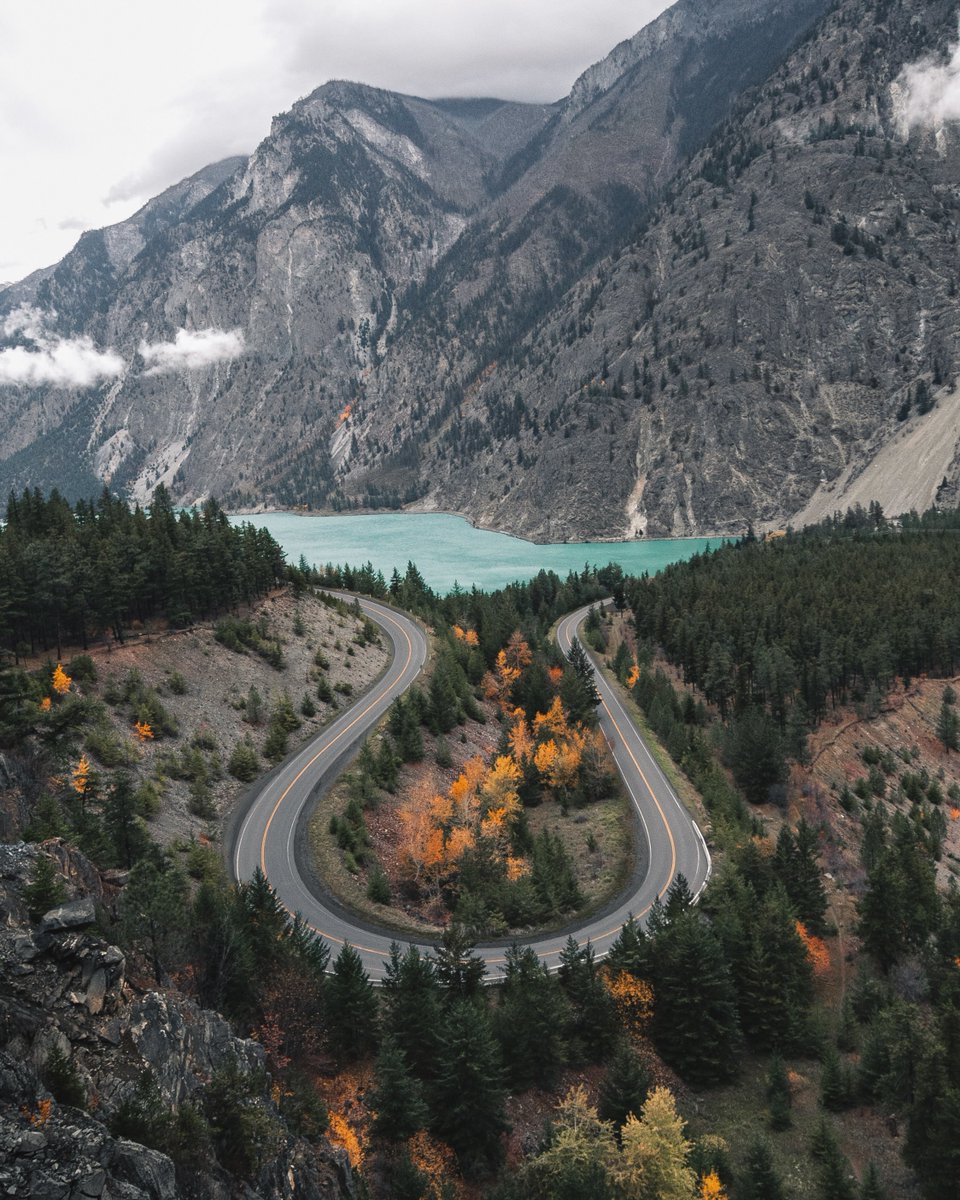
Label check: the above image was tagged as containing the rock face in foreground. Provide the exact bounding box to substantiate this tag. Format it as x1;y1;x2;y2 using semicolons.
0;843;354;1200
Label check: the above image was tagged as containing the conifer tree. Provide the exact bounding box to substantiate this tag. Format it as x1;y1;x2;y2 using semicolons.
650;912;742;1084
368;1035;429;1143
738;887;814;1050
605;915;649;977
859;1162;886;1200
558;936;619;1063
382;943;444;1082
495;944;570;1091
119;853;189;986
190;876;254;1018
228;736;260;782
820;1046;853;1112
242;867;289;972
773;820;827;934
103;771;150;869
325;943;379;1062
598;1041;651;1131
24;851;66;919
617;1087;695;1200
523;1085;618;1199
433;924;487;997
767;1052;792;1130
937;692;959;752
430;999;507;1176
739;1140;787;1200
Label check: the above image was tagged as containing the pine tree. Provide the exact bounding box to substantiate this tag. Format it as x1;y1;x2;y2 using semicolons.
937;696;959;752
430;999;507;1177
650;912;742;1085
190;877;255;1019
24;851;66;919
495;944;570;1091
820;1047;853;1111
433;924;486;997
325;943;379;1062
724;706;787;805
228;736;260;782
738;888;814;1050
739;1140;787;1200
598;1041;650;1130
817;1143;857;1200
767;1053;792;1130
859;1162;887;1200
119;853;189;985
774;821;827;934
103;771;150;869
565;638;600;720
382;943;444;1083
605;915;649;976
558;936;619;1064
368;1035;429;1143
241;867;289;972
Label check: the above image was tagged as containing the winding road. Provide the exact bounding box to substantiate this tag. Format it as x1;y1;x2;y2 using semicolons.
231;596;710;981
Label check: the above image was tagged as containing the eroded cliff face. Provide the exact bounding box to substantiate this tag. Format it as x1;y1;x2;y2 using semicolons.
390;0;960;538
0;842;355;1200
7;0;954;541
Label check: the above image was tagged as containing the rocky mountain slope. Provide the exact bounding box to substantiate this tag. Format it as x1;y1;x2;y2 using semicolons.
409;0;960;537
0;841;355;1200
6;0;946;539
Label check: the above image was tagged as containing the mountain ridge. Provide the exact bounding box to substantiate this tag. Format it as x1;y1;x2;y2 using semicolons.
7;0;944;540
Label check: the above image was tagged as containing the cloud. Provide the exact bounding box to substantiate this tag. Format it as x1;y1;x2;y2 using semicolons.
139;327;246;373
0;303;124;387
895;34;960;131
3;303;47;340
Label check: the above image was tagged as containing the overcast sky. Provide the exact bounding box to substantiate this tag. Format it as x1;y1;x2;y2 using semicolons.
0;0;672;284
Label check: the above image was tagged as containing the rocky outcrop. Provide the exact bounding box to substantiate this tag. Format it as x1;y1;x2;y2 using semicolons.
0;844;355;1200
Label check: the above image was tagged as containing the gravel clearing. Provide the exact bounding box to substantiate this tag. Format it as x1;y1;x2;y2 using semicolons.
73;588;389;850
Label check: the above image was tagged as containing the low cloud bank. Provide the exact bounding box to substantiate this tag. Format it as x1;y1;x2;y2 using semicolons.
139;327;246;374
0;304;124;387
896;35;960;130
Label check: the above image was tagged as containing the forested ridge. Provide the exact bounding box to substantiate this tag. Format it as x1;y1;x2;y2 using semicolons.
0;485;287;659
630;507;960;725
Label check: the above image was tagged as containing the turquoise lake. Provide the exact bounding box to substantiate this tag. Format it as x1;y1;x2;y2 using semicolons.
230;511;718;593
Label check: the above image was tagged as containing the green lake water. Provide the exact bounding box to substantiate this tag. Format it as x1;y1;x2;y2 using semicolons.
230;511;719;593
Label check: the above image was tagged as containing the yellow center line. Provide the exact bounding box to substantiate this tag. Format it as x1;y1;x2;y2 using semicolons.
257;605;414;877
258;604;683;971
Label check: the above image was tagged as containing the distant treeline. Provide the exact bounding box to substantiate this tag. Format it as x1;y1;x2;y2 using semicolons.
629;504;960;728
0;486;287;659
317;557;624;663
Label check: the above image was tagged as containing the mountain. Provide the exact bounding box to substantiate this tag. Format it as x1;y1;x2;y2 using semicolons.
5;0;927;539
405;0;960;538
413;0;960;538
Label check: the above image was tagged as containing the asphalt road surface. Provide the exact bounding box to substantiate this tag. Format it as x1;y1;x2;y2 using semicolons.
231;596;710;981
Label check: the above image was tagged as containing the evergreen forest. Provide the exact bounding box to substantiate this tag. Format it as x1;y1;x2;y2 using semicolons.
3;489;960;1199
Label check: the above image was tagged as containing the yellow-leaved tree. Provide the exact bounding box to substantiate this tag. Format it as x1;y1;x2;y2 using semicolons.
529;1085;618;1189
51;664;72;696
605;970;655;1041
700;1170;727;1199
617;1087;696;1200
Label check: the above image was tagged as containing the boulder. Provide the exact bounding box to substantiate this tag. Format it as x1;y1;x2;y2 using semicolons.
111;1140;176;1200
39;900;96;933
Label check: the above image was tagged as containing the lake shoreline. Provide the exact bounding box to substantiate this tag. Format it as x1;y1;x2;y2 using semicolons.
226;511;720;593
226;504;729;548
